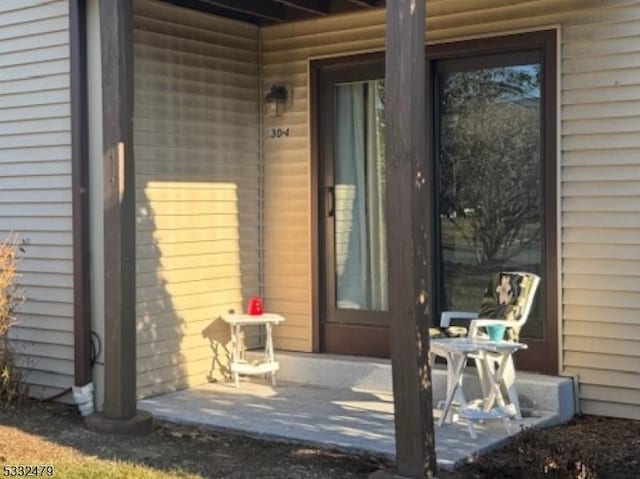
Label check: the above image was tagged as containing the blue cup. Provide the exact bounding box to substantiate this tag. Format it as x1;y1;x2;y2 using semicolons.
487;324;506;341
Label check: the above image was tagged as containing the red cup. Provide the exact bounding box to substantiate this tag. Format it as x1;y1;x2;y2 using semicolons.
247;296;264;315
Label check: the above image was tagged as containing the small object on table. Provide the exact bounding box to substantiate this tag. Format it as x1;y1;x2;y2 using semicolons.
222;313;284;388
487;324;506;341
247;296;264;315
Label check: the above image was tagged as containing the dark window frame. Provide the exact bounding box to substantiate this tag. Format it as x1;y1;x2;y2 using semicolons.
427;30;558;374
310;30;558;373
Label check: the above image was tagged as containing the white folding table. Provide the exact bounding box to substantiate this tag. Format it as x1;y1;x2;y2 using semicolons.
222;313;285;387
430;337;527;438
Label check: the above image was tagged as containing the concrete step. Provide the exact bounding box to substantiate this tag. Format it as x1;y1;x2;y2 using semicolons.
246;350;575;423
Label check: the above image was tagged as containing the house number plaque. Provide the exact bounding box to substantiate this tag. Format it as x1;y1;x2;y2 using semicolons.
268;128;290;138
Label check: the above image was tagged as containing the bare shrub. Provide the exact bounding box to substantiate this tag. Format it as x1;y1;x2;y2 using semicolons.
0;234;27;408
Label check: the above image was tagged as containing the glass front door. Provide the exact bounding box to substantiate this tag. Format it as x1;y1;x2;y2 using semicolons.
318;60;390;357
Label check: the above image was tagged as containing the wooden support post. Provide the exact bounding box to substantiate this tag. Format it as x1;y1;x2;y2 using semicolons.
86;0;152;435
380;0;437;477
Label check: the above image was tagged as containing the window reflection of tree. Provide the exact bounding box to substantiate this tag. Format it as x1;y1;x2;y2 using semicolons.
440;65;541;266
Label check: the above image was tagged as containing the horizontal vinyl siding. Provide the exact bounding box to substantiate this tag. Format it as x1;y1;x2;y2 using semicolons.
0;0;74;397
134;0;260;398
261;0;640;417
561;3;640;420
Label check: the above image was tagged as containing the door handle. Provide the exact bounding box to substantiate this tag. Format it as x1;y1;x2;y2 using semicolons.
326;186;335;217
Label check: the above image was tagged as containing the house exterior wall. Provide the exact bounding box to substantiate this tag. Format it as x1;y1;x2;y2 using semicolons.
3;0;638;419
133;0;261;398
262;0;640;419
0;0;74;399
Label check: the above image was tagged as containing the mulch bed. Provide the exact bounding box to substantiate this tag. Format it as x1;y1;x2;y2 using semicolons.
453;415;640;479
1;400;639;478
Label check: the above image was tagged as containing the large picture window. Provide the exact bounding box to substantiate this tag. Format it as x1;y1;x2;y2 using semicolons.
436;57;543;337
430;31;558;373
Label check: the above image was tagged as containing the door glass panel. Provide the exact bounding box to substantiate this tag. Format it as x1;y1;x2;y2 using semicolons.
333;80;388;311
437;64;543;338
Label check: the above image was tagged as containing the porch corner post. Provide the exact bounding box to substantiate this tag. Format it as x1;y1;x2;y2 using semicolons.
379;0;437;477
86;0;152;435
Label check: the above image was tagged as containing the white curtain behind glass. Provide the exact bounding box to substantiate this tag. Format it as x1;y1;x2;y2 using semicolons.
334;81;388;311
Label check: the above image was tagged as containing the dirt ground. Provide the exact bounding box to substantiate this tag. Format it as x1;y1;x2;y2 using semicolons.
1;400;639;478
455;415;640;479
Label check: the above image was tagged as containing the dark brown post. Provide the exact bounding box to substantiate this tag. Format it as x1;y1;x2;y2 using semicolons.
381;0;437;477
86;0;152;434
69;0;92;388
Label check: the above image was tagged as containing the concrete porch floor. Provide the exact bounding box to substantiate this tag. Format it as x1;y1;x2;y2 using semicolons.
138;379;559;470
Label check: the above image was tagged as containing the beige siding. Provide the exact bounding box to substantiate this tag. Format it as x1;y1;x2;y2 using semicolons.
262;0;640;417
561;5;640;420
0;0;74;399
133;0;260;398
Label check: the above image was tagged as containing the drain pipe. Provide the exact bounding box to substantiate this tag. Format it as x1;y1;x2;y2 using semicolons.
70;0;95;417
569;373;581;416
72;383;95;417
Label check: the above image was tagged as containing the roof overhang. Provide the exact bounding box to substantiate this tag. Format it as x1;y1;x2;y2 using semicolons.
163;0;384;26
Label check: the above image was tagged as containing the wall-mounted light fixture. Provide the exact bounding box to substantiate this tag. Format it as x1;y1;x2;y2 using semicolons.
264;82;292;117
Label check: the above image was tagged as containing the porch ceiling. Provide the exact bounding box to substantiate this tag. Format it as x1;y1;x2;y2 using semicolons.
162;0;384;25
